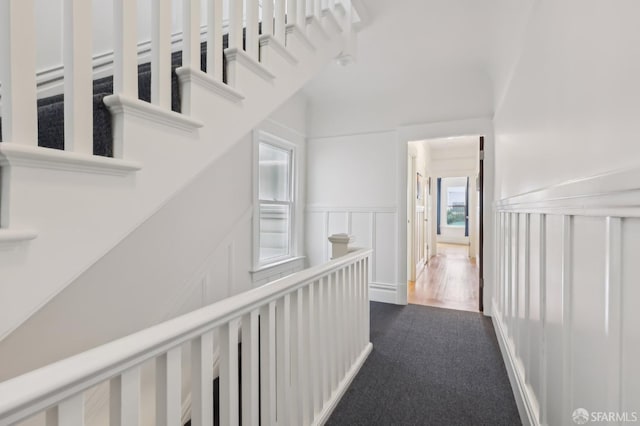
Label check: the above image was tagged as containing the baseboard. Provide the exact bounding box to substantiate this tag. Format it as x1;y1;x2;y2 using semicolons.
491;306;538;426
369;282;397;304
315;342;373;426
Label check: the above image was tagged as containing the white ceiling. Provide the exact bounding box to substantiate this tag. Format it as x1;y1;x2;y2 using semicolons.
304;0;535;114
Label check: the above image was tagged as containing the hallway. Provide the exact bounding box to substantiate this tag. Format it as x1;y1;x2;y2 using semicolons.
327;302;521;425
409;243;479;312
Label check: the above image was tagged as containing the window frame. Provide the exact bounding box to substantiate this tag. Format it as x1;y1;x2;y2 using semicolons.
252;130;298;269
445;185;466;227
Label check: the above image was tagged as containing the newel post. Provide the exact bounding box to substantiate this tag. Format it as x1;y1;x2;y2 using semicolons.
328;233;355;259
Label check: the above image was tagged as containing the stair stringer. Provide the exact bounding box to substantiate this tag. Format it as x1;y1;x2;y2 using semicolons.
0;27;346;341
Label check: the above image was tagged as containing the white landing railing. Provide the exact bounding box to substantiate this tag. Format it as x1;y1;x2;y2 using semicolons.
0;248;372;426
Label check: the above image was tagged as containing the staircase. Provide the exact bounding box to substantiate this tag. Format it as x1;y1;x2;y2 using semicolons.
0;0;360;343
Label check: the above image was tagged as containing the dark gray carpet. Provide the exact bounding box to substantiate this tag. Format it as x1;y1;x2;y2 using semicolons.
327;302;521;426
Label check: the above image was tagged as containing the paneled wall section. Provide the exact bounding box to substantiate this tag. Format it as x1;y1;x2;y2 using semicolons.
306;207;398;303
492;171;640;425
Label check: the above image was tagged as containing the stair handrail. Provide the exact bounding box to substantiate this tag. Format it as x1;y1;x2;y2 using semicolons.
0;247;372;425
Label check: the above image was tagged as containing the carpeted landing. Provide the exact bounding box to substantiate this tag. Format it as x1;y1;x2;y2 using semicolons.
327;302;521;426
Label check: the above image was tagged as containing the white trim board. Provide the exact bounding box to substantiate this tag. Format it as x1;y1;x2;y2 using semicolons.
492;306;538;426
495;164;640;217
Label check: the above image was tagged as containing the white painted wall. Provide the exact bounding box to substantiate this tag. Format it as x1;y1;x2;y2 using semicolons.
306;131;400;304
0;91;309;381
492;1;640;424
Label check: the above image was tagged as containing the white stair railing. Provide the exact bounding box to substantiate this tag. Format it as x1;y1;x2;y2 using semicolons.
0;248;372;426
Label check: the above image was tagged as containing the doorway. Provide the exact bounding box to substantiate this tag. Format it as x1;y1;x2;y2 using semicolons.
406;136;484;312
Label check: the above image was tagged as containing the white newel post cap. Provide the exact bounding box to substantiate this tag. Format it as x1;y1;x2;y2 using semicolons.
328;233;355;259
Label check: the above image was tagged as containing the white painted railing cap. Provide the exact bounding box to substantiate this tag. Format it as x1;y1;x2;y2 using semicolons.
328;233;355;244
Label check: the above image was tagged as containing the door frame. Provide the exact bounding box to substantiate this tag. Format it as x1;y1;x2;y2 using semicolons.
397;119;493;312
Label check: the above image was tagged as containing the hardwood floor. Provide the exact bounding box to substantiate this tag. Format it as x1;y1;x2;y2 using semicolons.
408;243;479;312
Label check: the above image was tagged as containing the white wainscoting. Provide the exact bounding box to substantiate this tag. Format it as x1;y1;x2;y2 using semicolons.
493;167;640;426
306;206;400;304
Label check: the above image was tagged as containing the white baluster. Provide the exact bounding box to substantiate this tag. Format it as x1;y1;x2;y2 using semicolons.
206;0;223;81
220;320;240;426
299;287;312;425
260;302;277;425
275;0;286;43
113;0;137;98
320;276;329;403
242;311;260;426
288;0;298;27
156;348;181;426
151;0;171;109
228;0;244;50
276;295;291;425
58;394;84;426
245;0;260;61
262;0;274;36
312;281;322;415
191;331;214;426
64;0;93;154
0;0;37;146
365;256;370;342
329;271;339;391
289;289;302;425
306;283;319;418
314;0;321;20
346;264;354;363
296;0;306;28
45;407;59;426
109;367;140;426
341;267;349;374
183;0;201;70
360;259;366;347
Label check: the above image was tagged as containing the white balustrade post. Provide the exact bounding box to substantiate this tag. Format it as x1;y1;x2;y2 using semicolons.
245;0;259;61
228;0;244;50
289;290;302;425
314;0;321;20
262;0;274;36
0;0;38;146
151;0;172;109
241;311;260;426
58;394;84;426
206;0;223;81
311;281;322;415
275;0;286;43
220;320;240;426
113;0;137;98
320;276;330;402
156;348;182;426
64;0;93;155
296;0;306;29
288;0;298;27
298;287;311;425
260;302;277;425
328;233;355;259
276;295;291;425
109;367;141;426
191;331;214;426
183;0;201;70
365;256;370;342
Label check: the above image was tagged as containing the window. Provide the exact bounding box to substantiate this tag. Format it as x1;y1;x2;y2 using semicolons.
257;138;294;265
446;185;466;226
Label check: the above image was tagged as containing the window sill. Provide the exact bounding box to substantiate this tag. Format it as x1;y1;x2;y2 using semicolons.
251;256;306;283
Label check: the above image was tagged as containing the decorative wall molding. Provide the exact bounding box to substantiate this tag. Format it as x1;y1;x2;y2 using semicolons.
224;48;276;82
103;95;204;132
0;143;142;176
495;165;640;217
306;205;397;213
175;67;245;103
493;165;640;426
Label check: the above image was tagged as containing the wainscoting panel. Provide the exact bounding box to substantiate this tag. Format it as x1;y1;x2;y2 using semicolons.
305;206;399;303
493;167;640;426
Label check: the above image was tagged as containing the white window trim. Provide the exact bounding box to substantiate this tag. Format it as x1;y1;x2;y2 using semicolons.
252;130;299;270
